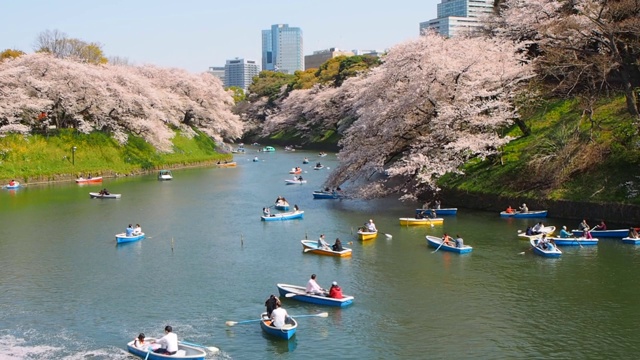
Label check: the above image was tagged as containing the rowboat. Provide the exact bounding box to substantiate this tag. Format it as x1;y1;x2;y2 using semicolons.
300;240;352;257
399;217;444;226
262;146;275;152
285;179;307;185
415;208;457;216
312;190;343;199
275;200;290;210
289;168;302;174
126;338;206;360
217;161;237;168
3;182;20;189
277;283;355;307
75;176;103;184
517;226;556;239
622;237;640;245
547;237;599;246
500;210;548;218
318;152;327;157
530;238;562;257
232;147;246;153
284;146;296;151
158;170;173;180
253;157;259;162
261;211;304;221
425;235;473;254
357;229;378;241
260;312;297;340
116;232;145;244
89;192;121;199
303;158;309;164
313;165;324;170
571;228;629;238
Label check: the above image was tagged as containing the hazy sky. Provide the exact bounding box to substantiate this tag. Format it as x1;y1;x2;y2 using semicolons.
1;0;438;73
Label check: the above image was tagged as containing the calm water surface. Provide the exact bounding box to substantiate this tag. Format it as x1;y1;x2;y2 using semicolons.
1;145;640;359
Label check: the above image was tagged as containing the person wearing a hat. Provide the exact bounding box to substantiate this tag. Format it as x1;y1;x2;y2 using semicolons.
329;281;343;299
518;203;528;213
133;333;147;349
559;226;572;238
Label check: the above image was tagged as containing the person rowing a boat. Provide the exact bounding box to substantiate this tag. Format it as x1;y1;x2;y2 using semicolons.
537;234;550;250
125;224;134;237
505;205;514;214
270;300;293;328
628;228;639;239
318;234;330;250
594;220;607;231
366;219;377;232
152;325;178;355
519;203;528;213
559;226;572;238
441;233;454;246
265;294;280;317
8;179;15;186
579;219;593;239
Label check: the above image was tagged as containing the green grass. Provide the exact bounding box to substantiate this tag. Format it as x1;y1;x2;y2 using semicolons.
0;129;231;182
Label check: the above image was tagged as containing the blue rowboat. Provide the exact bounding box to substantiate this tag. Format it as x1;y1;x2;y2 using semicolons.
571;228;629;238
425;235;473;254
4;182;20;189
277;283;354;307
274;201;290;210
262;146;275;152
126;338;206;360
622;237;640;245
415;208;457;216
261;211;304;221
312;190;343;199
530;239;562;257
500;210;548;218
260;312;297;340
548;237;599;246
116;232;145;244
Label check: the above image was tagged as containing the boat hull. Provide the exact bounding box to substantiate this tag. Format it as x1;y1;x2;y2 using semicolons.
277;283;354;307
548;237;599;246
312;191;342;199
399;217;444;226
262;146;275;152
116;233;145;244
425;235;473;254
157;170;173;180
261;211;304;221
530;239;562;257
89;192;121;199
571;229;629;238
517;226;556;240
217;162;237;168
127;338;206;360
300;240;352;257
75;177;103;184
415;208;457;216
357;230;378;241
284;179;306;185
622;237;640;245
260;313;297;340
4;182;20;189
500;210;548;218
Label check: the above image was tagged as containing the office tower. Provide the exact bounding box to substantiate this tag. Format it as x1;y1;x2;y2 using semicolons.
207;66;225;84
224;58;261;90
419;0;494;37
261;24;303;74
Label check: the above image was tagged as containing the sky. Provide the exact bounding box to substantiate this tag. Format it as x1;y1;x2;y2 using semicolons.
1;0;438;73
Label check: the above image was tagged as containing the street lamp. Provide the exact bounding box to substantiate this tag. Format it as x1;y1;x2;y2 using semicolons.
72;146;77;165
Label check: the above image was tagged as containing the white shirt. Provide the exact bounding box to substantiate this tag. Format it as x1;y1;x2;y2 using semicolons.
306;278;323;293
271;307;288;328
367;222;377;232
156;332;178;353
133;226;142;235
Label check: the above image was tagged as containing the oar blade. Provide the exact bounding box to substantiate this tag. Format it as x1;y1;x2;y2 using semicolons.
225;321;237;326
207;346;220;353
285;293;297;297
317;312;329;317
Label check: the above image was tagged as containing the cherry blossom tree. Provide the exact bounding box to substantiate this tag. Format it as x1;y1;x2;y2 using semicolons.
0;53;242;152
315;33;534;200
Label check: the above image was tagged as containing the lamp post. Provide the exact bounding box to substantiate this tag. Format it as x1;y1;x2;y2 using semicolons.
72;146;77;165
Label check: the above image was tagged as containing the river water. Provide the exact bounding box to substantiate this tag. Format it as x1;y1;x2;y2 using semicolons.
1;145;639;359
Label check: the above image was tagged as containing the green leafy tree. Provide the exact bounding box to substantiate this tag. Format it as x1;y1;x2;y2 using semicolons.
248;71;296;102
290;69;319;90
227;86;246;103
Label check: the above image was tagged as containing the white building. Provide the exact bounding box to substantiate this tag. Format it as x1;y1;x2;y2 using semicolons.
224;58;260;90
420;0;494;37
208;66;225;84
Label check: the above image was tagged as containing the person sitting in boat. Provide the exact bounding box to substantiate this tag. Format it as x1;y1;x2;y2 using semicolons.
133;333;148;349
594;220;607;231
442;233;454;246
152;325;178;355
537;234;550;250
265;294;279;317
579;219;593;239
505;205;514;214
306;274;327;296
366;219;377;232
87;173;92;179
316;162;322;167
525;226;533;236
294;204;300;212
263;207;270;216
628;228;639;238
559;226;572;238
318;234;330;250
297;175;303;181
125;224;134;237
329;281;343;299
434;200;441;209
519;203;528;213
454;234;464;248
531;222;544;235
133;224;142;235
332;238;344;251
9;179;15;186
270;301;292;328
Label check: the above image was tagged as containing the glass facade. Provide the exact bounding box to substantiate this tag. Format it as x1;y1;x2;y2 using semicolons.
224;58;261;90
421;0;494;37
261;24;303;74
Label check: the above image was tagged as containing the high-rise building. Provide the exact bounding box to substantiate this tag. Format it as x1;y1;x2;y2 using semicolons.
208;66;225;84
261;24;303;74
224;58;260;90
420;0;494;37
304;48;355;70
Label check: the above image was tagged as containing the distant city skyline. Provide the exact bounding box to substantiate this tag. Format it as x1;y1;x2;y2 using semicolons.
1;0;436;73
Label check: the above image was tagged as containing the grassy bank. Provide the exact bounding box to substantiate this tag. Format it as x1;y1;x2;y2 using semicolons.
0;129;231;183
440;95;640;205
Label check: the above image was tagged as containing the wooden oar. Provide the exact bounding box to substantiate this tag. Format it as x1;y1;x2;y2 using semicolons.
381;231;393;239
179;340;220;353
432;239;446;253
